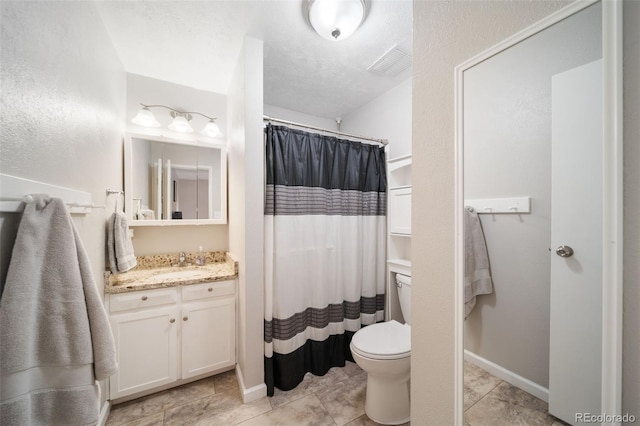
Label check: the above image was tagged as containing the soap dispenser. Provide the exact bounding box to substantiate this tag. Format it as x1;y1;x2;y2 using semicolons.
196;246;206;266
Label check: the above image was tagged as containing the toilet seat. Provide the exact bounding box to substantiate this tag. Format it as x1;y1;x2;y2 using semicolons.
351;320;411;360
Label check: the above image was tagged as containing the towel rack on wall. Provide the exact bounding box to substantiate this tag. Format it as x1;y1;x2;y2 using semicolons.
464;196;531;214
0;174;113;214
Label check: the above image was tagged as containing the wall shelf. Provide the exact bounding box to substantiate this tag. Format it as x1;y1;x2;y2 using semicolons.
390;232;411;238
388;259;412;277
387;154;412;167
388;155;412;189
386;154;411;322
388;259;412;268
464;196;531;214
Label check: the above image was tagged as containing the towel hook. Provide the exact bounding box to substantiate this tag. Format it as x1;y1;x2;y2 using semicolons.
106;189;125;213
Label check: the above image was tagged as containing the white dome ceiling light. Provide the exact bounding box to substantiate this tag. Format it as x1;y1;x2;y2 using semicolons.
306;0;366;42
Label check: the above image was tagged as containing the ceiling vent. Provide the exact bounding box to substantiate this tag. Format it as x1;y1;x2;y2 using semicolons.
367;44;412;77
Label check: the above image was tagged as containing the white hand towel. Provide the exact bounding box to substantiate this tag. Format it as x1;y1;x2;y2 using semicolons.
107;211;137;273
0;195;118;425
464;207;494;318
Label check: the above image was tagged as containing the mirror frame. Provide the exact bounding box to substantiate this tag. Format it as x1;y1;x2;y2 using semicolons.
124;133;227;226
453;0;623;423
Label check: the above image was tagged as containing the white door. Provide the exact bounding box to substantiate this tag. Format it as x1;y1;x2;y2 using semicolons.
109;306;179;399
549;59;603;424
181;298;236;379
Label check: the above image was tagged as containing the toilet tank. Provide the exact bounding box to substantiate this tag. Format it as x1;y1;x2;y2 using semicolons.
396;274;411;324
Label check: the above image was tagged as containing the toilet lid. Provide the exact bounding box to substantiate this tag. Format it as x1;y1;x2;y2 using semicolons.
351;320;410;359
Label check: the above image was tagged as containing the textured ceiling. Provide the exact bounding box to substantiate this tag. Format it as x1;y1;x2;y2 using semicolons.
96;0;412;119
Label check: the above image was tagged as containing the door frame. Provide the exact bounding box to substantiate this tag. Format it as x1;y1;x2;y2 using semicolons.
453;0;623;424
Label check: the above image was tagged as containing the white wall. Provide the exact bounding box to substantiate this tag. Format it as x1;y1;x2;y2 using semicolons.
463;4;601;388
341;78;412;159
265;76;412;158
227;36;266;401
0;1;126;293
264;104;337;130
125;74;229;254
0;0;126;410
622;0;640;419
126;73;227;140
411;1;571;422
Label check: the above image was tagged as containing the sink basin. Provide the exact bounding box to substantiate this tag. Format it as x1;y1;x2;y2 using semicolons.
154;270;203;280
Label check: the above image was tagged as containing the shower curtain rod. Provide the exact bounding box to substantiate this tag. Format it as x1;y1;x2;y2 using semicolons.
263;115;389;146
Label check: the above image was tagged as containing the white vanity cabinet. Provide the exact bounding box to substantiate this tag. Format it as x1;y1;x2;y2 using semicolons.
181;281;236;379
108;287;179;399
106;280;236;400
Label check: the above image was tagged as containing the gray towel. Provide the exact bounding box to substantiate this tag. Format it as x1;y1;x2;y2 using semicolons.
107;211;137;273
464;207;494;318
0;195;118;425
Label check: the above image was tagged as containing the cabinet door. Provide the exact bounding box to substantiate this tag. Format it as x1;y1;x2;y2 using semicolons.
181;298;236;379
109;306;179;399
389;187;412;235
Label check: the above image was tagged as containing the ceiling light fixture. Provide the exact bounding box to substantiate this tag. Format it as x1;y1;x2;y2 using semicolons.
306;0;366;42
131;103;223;137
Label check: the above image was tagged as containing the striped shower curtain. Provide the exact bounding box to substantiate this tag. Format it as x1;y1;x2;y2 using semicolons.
264;124;387;396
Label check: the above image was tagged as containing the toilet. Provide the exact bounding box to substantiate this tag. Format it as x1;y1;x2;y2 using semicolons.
350;273;411;425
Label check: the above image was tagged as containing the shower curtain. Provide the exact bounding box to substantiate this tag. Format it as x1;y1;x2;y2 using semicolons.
264;124;387;396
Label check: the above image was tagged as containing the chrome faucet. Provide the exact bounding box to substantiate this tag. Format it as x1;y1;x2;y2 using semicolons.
178;252;187;267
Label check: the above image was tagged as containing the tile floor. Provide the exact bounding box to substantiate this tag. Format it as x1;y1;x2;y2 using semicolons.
464;362;568;426
107;361;564;426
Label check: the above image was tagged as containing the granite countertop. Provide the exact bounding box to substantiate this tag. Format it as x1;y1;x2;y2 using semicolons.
105;251;238;294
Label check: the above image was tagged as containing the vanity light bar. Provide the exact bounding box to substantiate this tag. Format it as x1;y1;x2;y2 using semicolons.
131;103;223;138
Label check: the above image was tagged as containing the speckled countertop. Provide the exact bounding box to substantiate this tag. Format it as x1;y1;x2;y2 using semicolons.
104;251;238;294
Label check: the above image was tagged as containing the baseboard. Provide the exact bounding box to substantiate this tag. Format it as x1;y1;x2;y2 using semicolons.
97;400;111;426
464;349;549;402
235;364;267;403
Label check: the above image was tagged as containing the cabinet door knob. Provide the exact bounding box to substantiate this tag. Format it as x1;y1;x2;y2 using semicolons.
169;318;175;323
141;296;148;301
183;316;189;321
555;245;574;258
208;287;213;292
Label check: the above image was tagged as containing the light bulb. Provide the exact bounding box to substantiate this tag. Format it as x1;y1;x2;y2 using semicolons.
168;115;193;133
201;120;223;138
131;107;160;127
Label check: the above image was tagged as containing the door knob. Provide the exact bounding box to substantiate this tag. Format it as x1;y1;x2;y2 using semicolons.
555;245;574;258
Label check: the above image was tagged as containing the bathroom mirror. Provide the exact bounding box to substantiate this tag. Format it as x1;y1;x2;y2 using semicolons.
124;134;227;225
455;1;622;424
